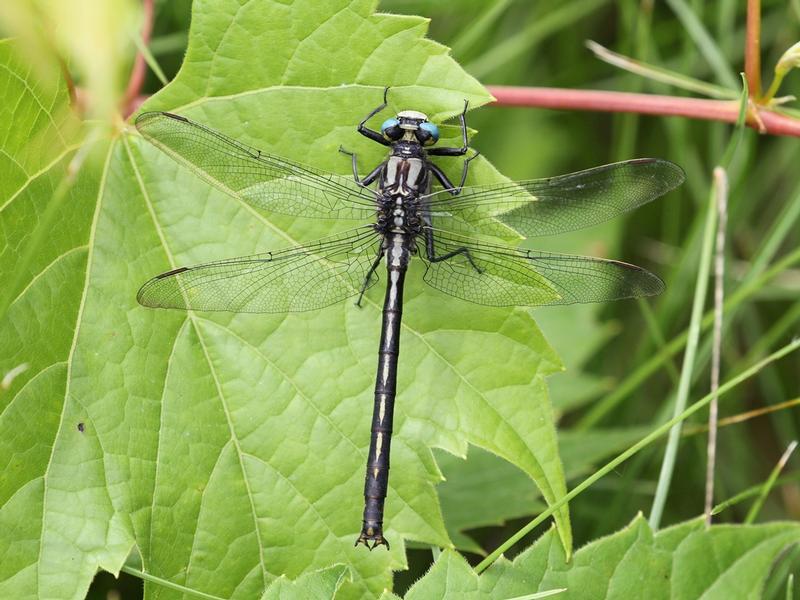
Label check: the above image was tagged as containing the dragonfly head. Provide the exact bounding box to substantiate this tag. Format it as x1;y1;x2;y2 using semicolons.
381;110;440;146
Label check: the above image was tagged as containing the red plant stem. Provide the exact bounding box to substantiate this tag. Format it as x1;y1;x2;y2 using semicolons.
745;0;762;98
487;86;800;137
123;0;155;117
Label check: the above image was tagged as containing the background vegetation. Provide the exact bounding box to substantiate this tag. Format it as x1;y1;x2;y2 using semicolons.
1;0;799;598
389;0;800;593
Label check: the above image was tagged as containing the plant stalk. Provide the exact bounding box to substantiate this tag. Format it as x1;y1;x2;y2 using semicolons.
487;86;800;137
704;167;728;525
745;0;762;98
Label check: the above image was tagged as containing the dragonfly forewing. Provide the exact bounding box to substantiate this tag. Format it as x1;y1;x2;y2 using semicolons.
137;227;383;313
424;158;684;239
136;111;378;220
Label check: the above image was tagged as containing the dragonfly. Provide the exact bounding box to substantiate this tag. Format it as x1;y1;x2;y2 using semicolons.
135;88;684;550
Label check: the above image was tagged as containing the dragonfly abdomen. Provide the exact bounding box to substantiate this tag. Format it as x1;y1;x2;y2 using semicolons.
357;233;411;549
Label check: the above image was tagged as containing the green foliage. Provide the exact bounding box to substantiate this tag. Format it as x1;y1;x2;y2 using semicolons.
405;516;800;599
437;428;647;553
262;565;349;599
0;37;98;598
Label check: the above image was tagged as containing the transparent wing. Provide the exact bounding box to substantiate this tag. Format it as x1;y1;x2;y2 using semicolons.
419;229;664;307
135;111;377;220
137;228;383;313
424;158;684;238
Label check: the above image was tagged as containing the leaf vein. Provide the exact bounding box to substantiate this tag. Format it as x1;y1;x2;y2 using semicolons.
35;141;113;589
125;135;270;591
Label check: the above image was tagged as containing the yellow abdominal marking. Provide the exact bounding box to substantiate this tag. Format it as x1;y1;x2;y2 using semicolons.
375;432;383;460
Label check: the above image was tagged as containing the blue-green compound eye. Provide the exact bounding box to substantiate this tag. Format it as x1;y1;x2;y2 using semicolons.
381;118;400;136
419;122;439;144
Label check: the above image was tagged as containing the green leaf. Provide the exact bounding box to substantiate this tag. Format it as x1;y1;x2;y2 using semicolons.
261;565;349;599
0;38;103;599
405;516;800;599
0;41;81;190
436;428;647;554
534;304;618;412
0;0;572;598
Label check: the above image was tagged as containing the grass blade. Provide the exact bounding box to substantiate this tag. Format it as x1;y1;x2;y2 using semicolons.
712;469;800;515
649;171;719;530
475;338;800;573
132;30;168;86
450;0;514;59
586;40;737;99
744;441;798;524
577;243;800;430
704;167;728;525
466;0;608;79
665;0;738;88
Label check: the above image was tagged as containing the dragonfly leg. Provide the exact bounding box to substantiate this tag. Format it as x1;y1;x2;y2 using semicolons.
428;246;482;273
425;231;483;274
428;152;481;196
339;146;359;180
357;87;391;147
427;99;479;193
339;147;384;187
454;150;481;191
356;248;384;307
427;99;471;157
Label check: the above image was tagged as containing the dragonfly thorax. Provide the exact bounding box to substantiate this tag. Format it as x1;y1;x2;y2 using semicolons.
375;194;422;235
381;156;428;194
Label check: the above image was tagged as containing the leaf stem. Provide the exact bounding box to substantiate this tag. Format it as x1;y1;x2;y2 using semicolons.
121;566;226;600
474;338;800;574
123;0;155;117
